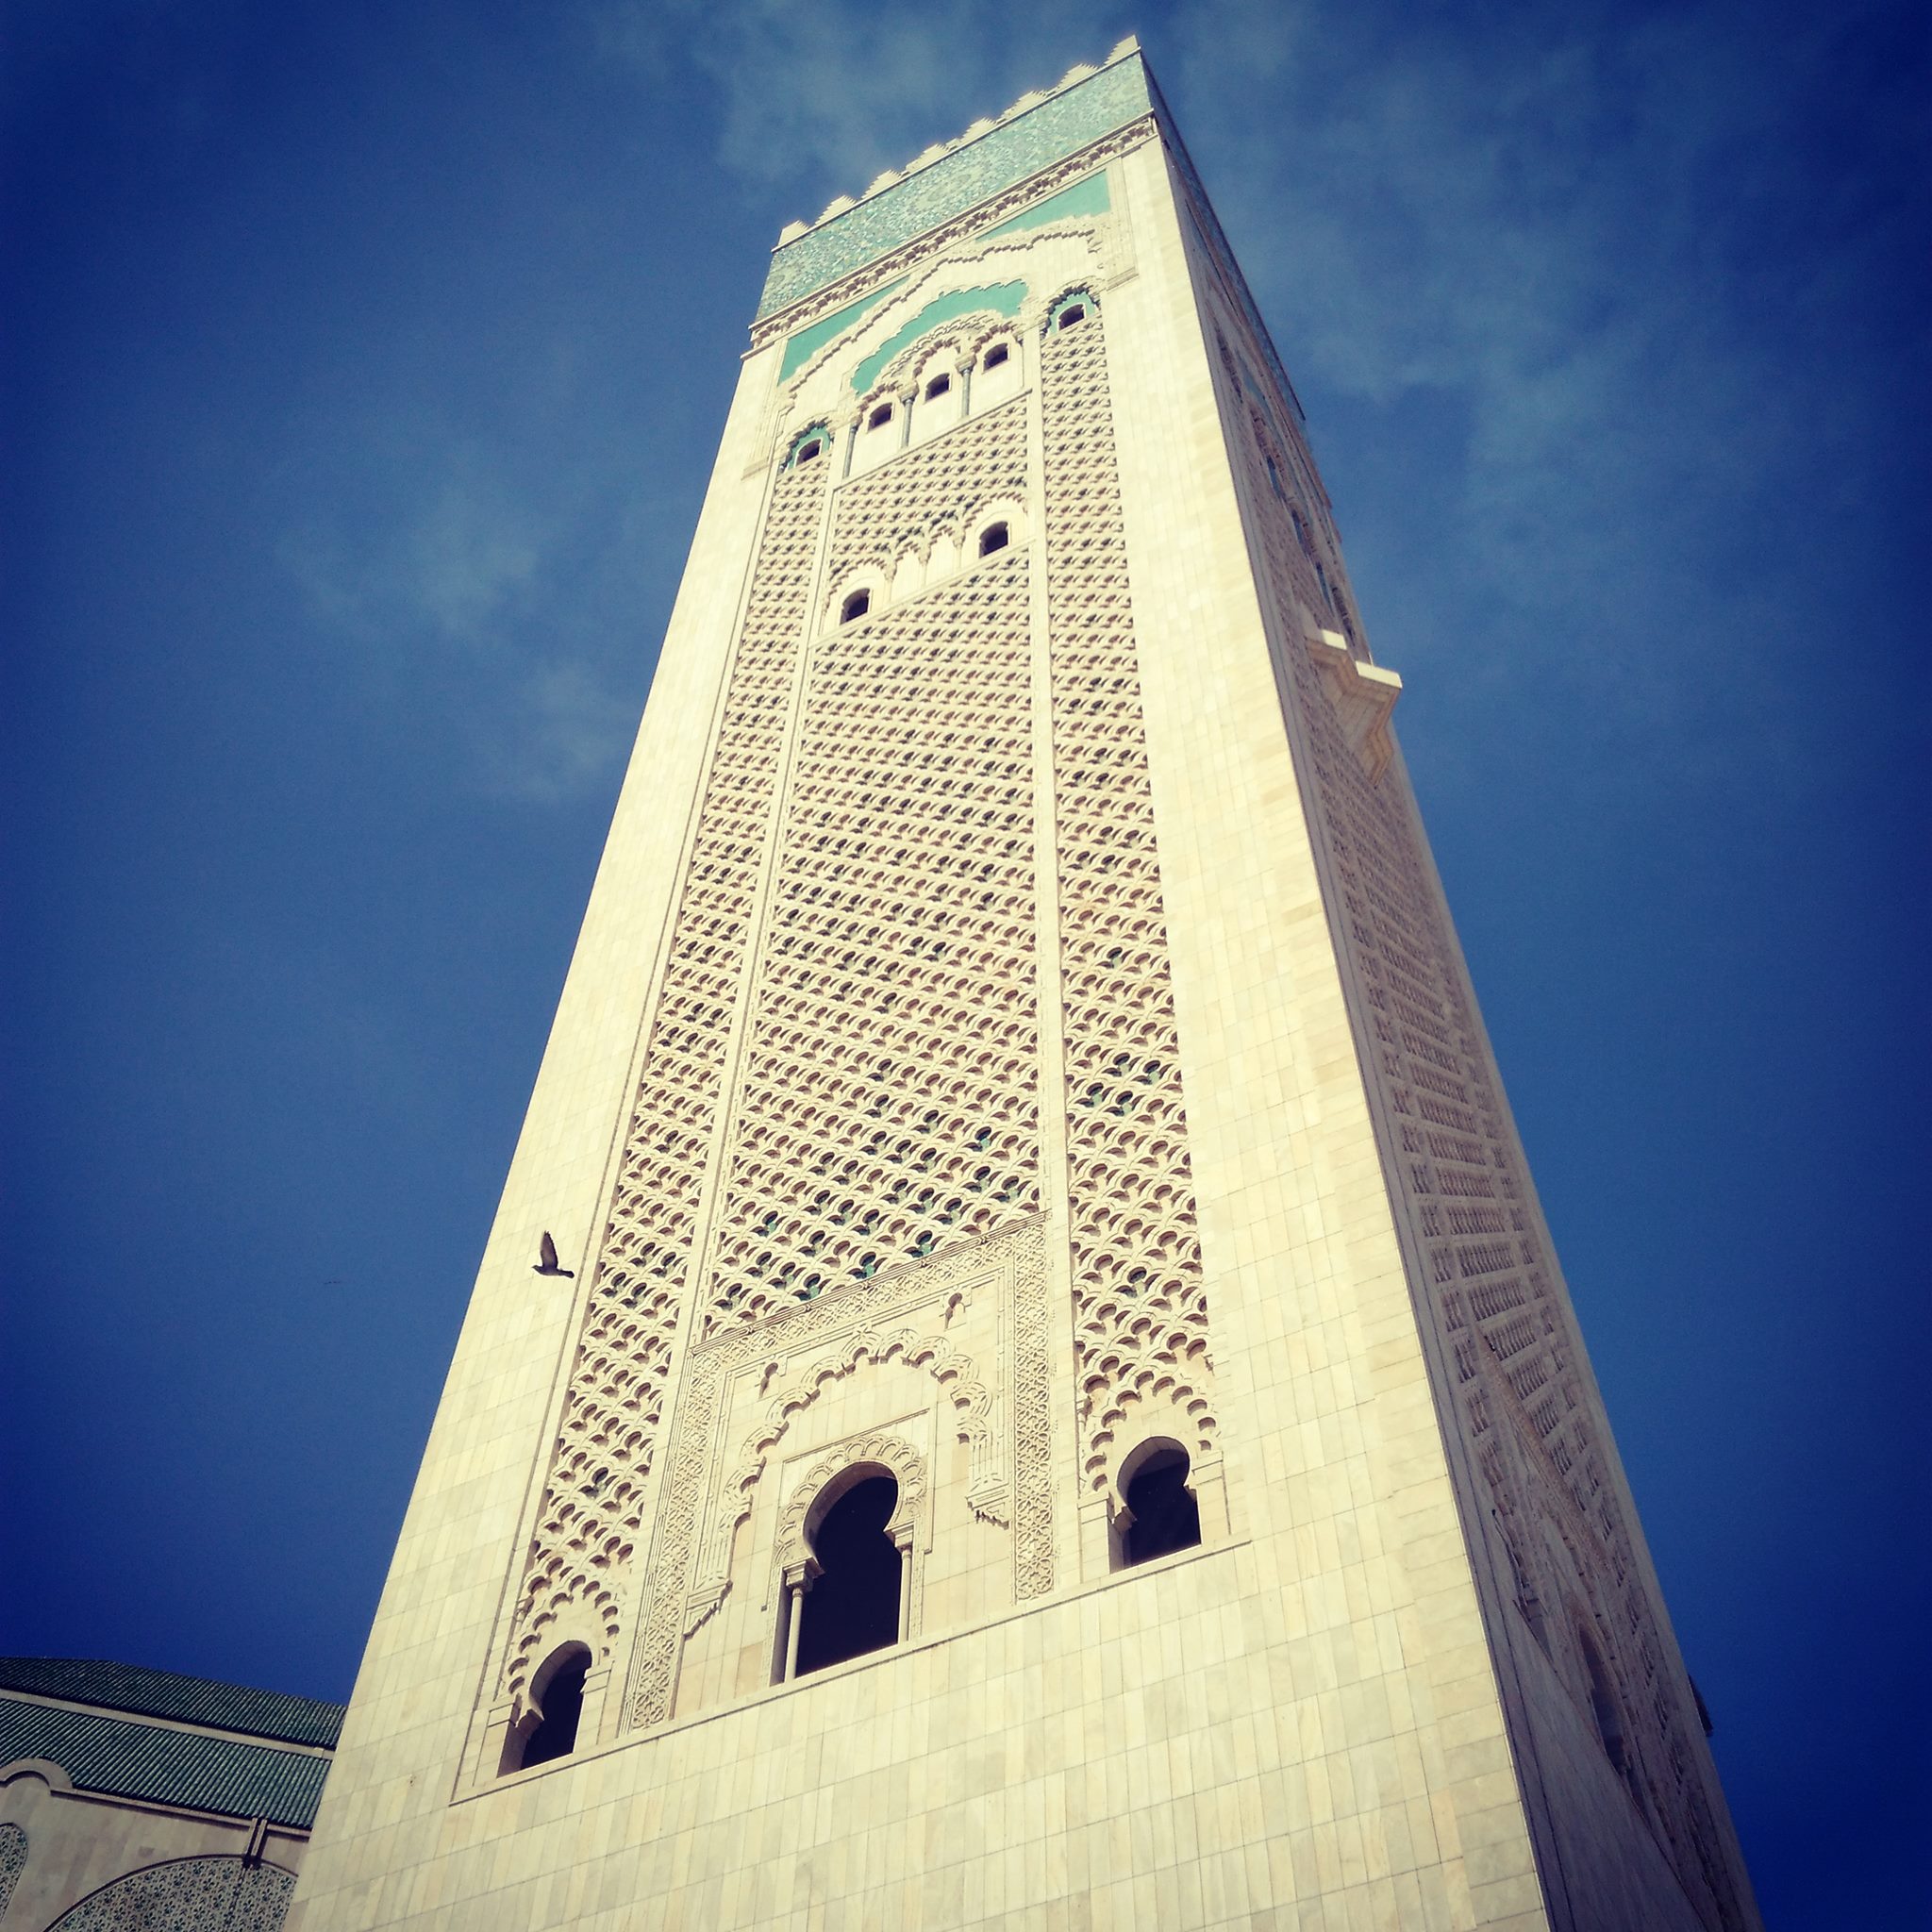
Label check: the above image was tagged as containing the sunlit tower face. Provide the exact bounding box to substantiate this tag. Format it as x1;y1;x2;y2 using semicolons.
291;41;1760;1932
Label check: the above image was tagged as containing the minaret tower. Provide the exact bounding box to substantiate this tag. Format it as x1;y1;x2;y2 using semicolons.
291;42;1758;1932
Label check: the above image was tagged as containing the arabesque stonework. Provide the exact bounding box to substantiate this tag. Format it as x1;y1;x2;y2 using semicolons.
288;39;1760;1932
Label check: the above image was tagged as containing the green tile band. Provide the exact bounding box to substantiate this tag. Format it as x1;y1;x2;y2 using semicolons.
778;279;907;382
757;56;1151;323
850;282;1026;393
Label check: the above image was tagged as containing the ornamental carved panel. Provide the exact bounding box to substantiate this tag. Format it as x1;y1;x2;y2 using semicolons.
626;1217;1052;1727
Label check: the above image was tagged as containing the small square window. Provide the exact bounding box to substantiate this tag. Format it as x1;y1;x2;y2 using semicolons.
1058;305;1086;329
796;440;821;465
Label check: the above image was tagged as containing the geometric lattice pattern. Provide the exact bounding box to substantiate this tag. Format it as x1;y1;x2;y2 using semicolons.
700;397;1041;1338
47;1857;296;1932
0;1824;22;1920
1041;306;1215;1497
492;277;1222;1742
498;453;828;1705
1208;313;1747;1932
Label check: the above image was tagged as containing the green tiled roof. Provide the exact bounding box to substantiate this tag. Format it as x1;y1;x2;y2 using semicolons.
0;1700;332;1828
0;1658;343;1748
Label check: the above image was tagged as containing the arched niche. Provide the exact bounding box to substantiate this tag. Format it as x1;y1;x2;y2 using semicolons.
772;1434;926;1683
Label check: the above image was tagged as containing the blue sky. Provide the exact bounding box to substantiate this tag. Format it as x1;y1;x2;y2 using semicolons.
4;2;1925;1924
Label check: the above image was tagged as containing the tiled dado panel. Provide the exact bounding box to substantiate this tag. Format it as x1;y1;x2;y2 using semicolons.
489;451;829;1716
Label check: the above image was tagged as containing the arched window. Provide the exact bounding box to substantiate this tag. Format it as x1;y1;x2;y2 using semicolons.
1578;1626;1644;1806
1264;453;1285;501
1120;1441;1202;1567
1580;1632;1624;1764
982;342;1009;370
785;424;830;469
978;521;1009;557
841;589;872;625
795;1474;902;1675
924;373;950;400
502;1642;590;1774
867;402;893;430
1046;291;1097;337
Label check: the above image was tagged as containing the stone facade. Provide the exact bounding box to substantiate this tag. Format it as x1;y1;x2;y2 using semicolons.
0;1658;340;1930
287;41;1760;1932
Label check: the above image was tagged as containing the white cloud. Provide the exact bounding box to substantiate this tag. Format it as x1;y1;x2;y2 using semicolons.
276;399;656;804
485;659;639;804
1155;0;1915;791
280;440;548;648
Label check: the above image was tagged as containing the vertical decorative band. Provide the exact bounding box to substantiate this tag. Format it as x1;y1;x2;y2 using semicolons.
496;453;827;1708
1041;301;1215;1500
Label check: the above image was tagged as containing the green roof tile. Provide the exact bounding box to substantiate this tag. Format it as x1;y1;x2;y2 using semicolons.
0;1658;342;1748
0;1700;332;1827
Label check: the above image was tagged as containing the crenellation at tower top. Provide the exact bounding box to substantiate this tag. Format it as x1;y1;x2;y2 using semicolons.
758;40;1149;324
774;38;1141;248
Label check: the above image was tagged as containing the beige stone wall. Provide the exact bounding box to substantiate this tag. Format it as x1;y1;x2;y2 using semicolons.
1133;135;1757;1932
287;109;1755;1932
0;1757;308;1926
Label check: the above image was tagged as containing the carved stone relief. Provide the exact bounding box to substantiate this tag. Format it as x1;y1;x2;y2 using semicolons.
1040;298;1218;1532
490;447;829;1715
625;1218;1051;1730
1199;273;1746;1932
775;1431;928;1576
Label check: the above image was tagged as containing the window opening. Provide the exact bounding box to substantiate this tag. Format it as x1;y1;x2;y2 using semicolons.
978;521;1009;557
795;1475;902;1675
504;1645;589;1773
924;374;950;400
796;438;822;465
1581;1632;1626;1767
1122;1444;1201;1566
868;403;893;430
841;589;872;625
982;342;1009;370
1058;304;1086;329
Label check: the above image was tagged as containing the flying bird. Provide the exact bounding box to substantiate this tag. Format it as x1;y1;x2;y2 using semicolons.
533;1232;575;1278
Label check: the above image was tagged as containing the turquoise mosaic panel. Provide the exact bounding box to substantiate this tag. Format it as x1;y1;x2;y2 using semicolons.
756;56;1152;322
852;282;1026;393
982;169;1110;241
779;278;906;381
